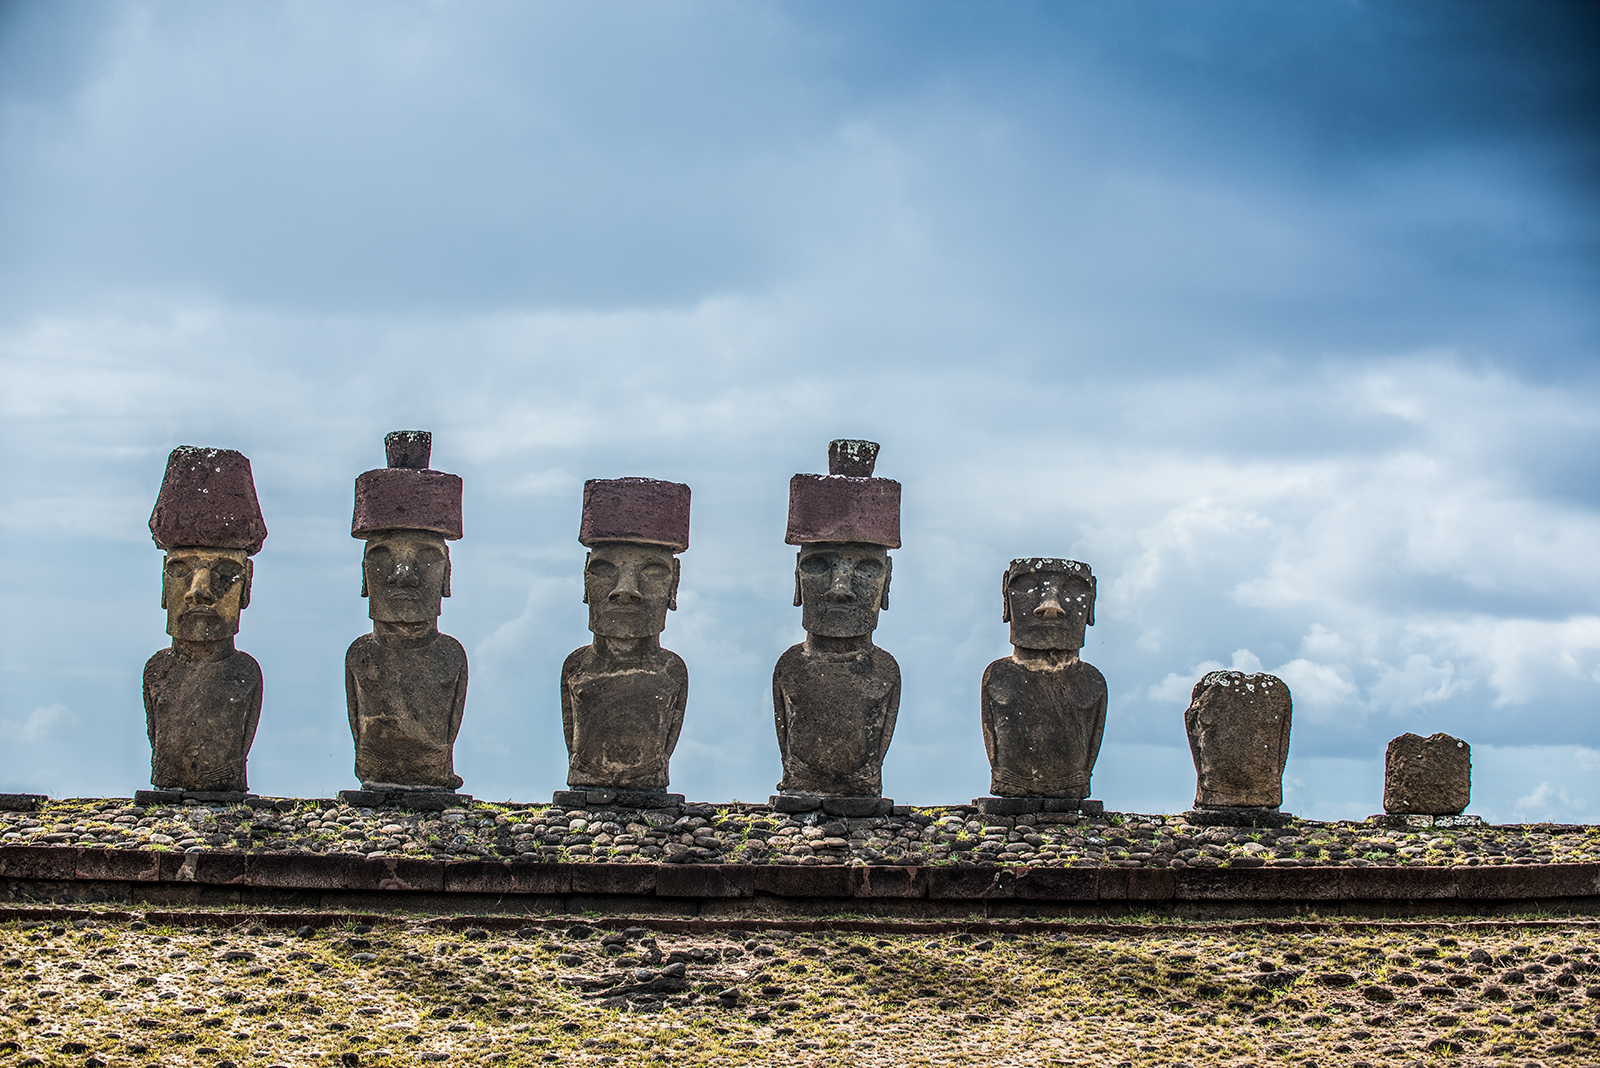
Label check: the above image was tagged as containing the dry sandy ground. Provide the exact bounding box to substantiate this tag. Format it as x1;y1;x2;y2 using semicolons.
3;912;1598;1067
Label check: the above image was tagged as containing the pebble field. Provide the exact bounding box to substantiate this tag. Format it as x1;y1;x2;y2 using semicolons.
2;912;1598;1067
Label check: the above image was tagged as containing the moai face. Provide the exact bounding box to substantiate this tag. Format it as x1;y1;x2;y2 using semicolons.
796;542;891;638
362;530;451;623
1005;562;1095;652
584;542;680;639
162;548;252;641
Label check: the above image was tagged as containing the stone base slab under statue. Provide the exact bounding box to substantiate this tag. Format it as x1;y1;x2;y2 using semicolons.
973;796;1104;817
338;787;472;812
769;793;895;817
1183;805;1293;828
554;788;685;811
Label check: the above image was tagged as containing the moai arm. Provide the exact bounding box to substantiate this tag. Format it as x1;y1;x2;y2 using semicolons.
662;653;689;759
877;658;901;767
345;656;362;752
978;661;1000;768
143;655;160;751
560;648;584;754
241;660;264;761
1084;673;1108;776
446;650;468;746
772;665;790;757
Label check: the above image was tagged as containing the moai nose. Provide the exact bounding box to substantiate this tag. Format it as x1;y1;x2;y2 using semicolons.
392;561;420;587
609;569;644;605
1034;598;1066;620
825;563;856;603
185;567;217;605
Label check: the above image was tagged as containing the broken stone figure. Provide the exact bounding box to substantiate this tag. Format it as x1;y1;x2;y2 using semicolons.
975;559;1107;817
1184;670;1294;827
556;477;692;810
143;446;268;799
771;440;902;818
344;431;468;803
1383;731;1472;822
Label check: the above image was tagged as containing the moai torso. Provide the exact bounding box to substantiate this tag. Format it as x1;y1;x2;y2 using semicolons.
980;656;1106;798
1185;670;1292;808
773;641;900;796
981;559;1105;799
345;631;467;789
144;647;262;792
563;482;694;793
561;644;687;790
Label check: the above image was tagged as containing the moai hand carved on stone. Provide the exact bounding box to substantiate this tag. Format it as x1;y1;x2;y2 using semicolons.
143;447;268;795
345;431;468;792
772;440;901;811
560;478;691;798
1184;670;1293;826
979;559;1107;811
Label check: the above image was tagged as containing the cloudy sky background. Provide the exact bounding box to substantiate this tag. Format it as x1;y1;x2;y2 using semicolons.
2;0;1598;822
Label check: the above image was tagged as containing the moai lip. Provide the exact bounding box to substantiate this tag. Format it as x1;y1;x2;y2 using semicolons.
773;441;902;800
1184;670;1293;822
1384;731;1472;816
143;447;266;794
561;478;692;797
976;558;1107;811
346;432;468;793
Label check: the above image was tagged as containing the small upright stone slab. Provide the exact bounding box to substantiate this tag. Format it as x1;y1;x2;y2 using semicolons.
1384;731;1471;815
1184;670;1293;824
0;794;46;812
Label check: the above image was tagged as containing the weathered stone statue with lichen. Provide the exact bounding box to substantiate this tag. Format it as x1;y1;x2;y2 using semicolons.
1384;731;1472;820
1184;670;1293;827
342;431;468;806
141;446;267;801
555;477;691;810
771;440;901;818
975;558;1106;817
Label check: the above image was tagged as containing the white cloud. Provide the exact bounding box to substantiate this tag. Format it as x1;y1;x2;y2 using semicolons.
0;703;78;743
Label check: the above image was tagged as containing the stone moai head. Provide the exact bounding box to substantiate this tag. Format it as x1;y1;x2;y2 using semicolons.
149;446;267;642
786;440;901;639
351;431;463;623
1003;558;1095;652
578;477;691;640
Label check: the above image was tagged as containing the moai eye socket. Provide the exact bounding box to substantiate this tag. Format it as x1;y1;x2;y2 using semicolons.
799;554;832;575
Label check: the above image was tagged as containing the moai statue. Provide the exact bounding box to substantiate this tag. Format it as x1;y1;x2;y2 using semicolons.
1381;732;1474;827
771;440;901;818
141;446;268;801
554;477;691;811
974;559;1107;817
342;431;468;806
1184;670;1293;827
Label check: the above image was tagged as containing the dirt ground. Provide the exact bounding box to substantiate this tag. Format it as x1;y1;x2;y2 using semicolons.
3;911;1598;1067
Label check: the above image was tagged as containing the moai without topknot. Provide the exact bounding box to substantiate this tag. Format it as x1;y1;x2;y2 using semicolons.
554;477;692;811
1379;731;1477;828
342;431;469;807
771;440;901;817
975;559;1107;817
1184;670;1293;827
141;446;268;802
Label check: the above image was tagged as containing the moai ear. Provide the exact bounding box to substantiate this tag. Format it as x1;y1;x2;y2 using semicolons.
1000;565;1011;624
160;559;169;611
360;544;369;599
668;556;681;612
879;556;892;611
1086;574;1096;628
442;549;451;599
240;558;253;612
793;552;803;607
581;551;592;606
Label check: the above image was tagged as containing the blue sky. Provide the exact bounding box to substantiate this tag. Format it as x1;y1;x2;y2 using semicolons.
2;0;1598;821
